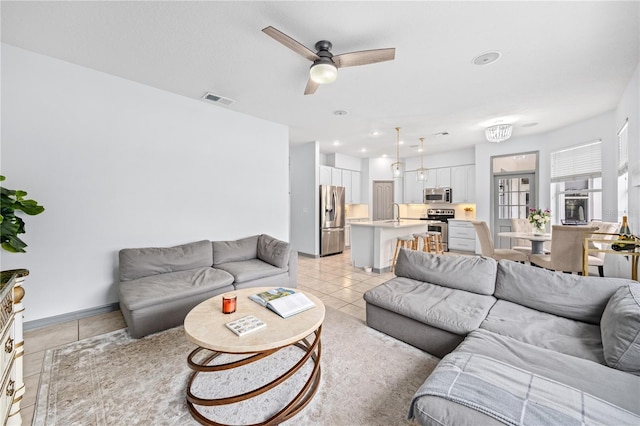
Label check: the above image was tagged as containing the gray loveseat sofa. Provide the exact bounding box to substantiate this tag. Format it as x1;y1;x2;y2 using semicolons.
364;249;640;425
118;234;297;338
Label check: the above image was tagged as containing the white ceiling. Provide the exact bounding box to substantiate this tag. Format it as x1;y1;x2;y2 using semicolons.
2;1;638;158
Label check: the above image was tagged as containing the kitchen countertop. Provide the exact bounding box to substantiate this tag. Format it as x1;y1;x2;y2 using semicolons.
349;219;438;228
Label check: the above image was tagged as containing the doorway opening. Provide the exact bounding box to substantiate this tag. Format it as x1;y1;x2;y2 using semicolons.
491;152;538;248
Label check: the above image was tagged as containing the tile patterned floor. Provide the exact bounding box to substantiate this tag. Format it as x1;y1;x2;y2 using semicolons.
20;249;387;424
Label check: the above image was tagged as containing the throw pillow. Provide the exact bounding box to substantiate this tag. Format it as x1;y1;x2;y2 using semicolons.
601;284;640;375
257;234;291;269
119;240;213;281
212;235;259;265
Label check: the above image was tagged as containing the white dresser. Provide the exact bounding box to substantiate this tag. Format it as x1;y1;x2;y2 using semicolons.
448;220;477;253
0;270;27;425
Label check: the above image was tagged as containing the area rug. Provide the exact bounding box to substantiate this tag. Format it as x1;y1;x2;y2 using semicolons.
33;307;439;425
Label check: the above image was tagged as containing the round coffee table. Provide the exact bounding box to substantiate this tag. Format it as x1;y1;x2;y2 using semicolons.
184;287;325;425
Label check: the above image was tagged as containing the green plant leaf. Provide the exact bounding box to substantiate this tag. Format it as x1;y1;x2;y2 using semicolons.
0;176;44;253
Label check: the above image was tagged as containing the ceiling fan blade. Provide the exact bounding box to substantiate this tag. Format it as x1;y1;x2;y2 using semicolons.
333;48;395;68
262;26;319;62
304;79;319;95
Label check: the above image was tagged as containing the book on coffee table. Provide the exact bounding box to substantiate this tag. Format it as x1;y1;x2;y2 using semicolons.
225;315;266;337
249;288;316;318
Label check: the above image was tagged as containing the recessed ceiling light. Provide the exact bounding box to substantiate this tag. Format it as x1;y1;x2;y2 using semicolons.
370;130;380;136
522;122;539;128
473;51;502;66
399;140;404;145
333;110;348;116
360;148;367;153
381;154;388;158
333;140;341;146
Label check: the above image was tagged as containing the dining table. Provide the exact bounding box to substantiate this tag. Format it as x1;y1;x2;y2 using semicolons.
497;232;552;255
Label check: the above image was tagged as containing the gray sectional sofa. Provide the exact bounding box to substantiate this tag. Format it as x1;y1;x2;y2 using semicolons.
117;234;297;338
364;249;640;425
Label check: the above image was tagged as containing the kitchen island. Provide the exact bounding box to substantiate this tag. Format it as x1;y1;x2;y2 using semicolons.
350;220;437;273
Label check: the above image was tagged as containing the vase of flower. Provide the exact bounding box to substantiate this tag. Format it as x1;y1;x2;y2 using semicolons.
533;223;545;235
528;208;551;235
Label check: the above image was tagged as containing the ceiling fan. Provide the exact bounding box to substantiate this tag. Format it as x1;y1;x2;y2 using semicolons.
262;26;396;95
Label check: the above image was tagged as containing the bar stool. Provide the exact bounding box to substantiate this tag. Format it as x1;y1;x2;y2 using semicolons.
412;233;430;252
391;236;415;272
426;231;444;254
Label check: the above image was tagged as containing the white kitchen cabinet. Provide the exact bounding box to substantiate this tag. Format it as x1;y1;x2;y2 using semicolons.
351;171;361;203
319;165;332;186
331;168;343;186
403;171;425;203
424;167;451;189
448;220;477;252
320;166;361;203
342;170;352;202
451;165;476;203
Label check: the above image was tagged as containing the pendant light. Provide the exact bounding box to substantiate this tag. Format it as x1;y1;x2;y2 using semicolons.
390;127;405;179
416;137;428;182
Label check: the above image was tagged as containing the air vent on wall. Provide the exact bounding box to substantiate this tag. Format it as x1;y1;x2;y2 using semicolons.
201;92;235;106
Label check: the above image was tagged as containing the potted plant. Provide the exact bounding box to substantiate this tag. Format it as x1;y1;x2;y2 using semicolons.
0;175;45;253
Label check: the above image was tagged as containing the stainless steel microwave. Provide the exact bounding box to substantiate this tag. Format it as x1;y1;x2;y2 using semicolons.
424;187;452;204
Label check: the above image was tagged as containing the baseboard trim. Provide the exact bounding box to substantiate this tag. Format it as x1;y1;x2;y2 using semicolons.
298;252;319;259
24;303;120;332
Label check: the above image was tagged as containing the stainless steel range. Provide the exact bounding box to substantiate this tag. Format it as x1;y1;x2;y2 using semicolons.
420;208;455;251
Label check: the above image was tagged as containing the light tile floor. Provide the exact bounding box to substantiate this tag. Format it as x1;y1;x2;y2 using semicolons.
21;249;389;424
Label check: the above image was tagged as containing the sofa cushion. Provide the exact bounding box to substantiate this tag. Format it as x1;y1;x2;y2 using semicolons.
119;240;213;281
257;234;291;268
601;284;640;375
394;249;497;296
481;300;604;363
215;259;286;284
212;235;259;265
118;267;234;311
364;277;496;335
495;259;629;324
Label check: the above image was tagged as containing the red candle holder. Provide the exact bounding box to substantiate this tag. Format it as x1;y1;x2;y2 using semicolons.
222;293;237;314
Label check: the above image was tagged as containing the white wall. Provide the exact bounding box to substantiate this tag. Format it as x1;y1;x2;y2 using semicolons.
616;63;640;229
1;45;290;322
289;142;319;256
404;147;475;170
474;111;617;226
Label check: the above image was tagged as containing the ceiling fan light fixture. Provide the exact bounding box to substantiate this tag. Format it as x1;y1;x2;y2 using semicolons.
310;60;337;84
485;124;513;143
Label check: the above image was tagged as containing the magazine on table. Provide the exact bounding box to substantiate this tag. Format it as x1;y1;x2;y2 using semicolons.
249;287;316;318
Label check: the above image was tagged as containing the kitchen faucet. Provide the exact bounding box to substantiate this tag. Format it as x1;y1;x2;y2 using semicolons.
392;203;400;222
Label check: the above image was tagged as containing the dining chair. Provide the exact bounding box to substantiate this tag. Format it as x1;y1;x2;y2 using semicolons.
510;218;552;254
471;221;528;262
529;224;599;274
586;221;620;276
510;218;533;254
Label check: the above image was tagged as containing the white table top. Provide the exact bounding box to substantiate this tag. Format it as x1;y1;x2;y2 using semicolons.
184;287;325;353
497;231;552;242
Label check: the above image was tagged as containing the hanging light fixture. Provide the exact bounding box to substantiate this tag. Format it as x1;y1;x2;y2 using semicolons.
390;127;405;179
416;137;428;182
485;124;513;143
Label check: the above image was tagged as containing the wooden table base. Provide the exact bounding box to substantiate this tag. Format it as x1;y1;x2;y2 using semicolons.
186;326;322;426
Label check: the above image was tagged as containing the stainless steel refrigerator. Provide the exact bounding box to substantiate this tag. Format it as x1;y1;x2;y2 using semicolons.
320;185;345;256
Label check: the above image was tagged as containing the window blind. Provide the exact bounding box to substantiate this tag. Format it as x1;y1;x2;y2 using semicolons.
550;140;602;183
618;120;629;176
